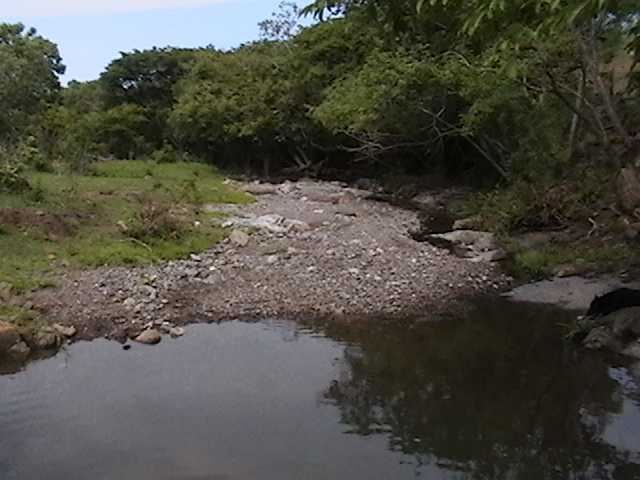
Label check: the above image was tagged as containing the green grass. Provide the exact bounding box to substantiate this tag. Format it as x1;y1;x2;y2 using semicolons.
513;244;632;278
0;159;252;294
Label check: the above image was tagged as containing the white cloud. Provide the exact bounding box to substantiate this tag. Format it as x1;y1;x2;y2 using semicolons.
4;0;237;19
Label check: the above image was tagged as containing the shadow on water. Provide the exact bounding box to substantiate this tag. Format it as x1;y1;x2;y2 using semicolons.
0;297;639;479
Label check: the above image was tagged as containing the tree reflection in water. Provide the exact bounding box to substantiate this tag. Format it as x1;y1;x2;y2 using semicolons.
315;299;640;480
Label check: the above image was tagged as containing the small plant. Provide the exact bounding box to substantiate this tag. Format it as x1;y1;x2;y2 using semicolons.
126;199;184;243
561;316;608;341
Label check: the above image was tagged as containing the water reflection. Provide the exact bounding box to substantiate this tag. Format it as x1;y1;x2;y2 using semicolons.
315;299;640;479
0;300;639;480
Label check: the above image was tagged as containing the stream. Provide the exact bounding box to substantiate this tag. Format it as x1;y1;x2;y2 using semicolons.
1;298;640;479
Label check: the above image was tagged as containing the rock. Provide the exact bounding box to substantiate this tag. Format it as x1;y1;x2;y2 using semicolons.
0;321;22;352
617;165;640;213
286;219;311;232
265;255;279;264
503;276;625;310
411;193;439;211
52;323;77;337
620;342;640;359
629;361;640;381
583;326;621;350
452;216;482;230
241;183;279;195
0;282;12;301
353;178;382;192
134;328;162;345
427;230;497;251
169;327;185;338
306;193;341;203
390;184;421;199
8;341;30;357
123;297;136;307
420;230;503;261
468;249;507;263
552;263;591;278
33;328;63;349
109;327;129;343
224;214;311;235
116;220;129;232
229;229;250;246
609;307;640;337
223;214;289;233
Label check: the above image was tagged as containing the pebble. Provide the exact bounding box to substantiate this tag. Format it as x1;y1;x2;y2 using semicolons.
134;329;162;345
169;327;185;338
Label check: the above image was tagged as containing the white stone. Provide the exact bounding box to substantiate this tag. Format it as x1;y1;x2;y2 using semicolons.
52;323;77;337
228;229;250;246
169;327;185;338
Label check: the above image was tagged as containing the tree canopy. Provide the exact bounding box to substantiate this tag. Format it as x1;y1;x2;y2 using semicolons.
0;23;65;140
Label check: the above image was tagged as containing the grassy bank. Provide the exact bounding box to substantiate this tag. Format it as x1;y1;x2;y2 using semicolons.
0;160;252;296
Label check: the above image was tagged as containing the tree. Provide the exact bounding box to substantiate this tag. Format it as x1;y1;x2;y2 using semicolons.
100;47;195;109
259;1;304;42
62;80;104;114
304;0;640;152
99;47;197;153
169;45;294;174
0;23;65;141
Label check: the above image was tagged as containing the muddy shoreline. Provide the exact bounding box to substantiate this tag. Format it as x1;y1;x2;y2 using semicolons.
6;179;511;345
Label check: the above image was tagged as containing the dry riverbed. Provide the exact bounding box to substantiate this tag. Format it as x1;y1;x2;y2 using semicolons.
20;179;511;343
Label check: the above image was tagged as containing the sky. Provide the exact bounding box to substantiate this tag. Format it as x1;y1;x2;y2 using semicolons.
3;0;313;84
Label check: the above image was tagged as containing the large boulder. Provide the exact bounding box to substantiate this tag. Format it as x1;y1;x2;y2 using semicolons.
609;307;640;337
583;326;622;351
582;307;640;358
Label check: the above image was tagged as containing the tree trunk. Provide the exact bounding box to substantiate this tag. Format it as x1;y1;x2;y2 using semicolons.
568;67;586;156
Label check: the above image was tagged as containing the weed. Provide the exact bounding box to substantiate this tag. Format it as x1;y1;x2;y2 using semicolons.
560;316;607;341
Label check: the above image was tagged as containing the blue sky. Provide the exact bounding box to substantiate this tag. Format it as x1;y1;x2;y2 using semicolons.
4;0;312;84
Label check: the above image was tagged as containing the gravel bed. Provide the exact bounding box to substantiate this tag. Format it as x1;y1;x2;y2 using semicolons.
25;179;511;340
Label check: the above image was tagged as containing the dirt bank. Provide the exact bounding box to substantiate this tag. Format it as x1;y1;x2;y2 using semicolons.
22;179;511;341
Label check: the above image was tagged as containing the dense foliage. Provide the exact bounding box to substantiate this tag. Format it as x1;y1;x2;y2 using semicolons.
1;0;639;230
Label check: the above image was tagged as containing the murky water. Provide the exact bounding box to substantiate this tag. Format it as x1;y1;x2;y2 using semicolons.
1;299;640;480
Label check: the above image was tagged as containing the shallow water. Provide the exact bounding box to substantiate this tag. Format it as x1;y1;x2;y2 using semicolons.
1;299;639;480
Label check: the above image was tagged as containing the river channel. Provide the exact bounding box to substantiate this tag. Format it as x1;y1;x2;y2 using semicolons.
1;298;639;479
